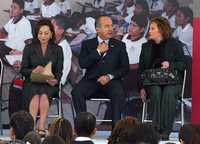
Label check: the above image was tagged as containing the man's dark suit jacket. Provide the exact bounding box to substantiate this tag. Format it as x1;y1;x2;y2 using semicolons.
79;37;129;80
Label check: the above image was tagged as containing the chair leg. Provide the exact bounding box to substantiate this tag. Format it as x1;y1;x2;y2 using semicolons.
142;102;146;122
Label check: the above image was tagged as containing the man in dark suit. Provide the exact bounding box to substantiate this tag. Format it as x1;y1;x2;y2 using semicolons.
74;112;96;144
71;15;129;126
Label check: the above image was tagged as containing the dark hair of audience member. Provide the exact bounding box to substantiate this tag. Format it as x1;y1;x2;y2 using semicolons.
177;6;193;25
187;124;200;144
135;0;150;17
150;17;172;40
12;0;24;9
10;111;34;140
166;0;179;10
42;136;65;144
69;12;85;30
23;131;41;144
49;117;73;144
34;18;56;42
53;15;69;30
179;124;195;144
108;116;139;144
131;13;148;29
127;123;160;144
74;112;96;137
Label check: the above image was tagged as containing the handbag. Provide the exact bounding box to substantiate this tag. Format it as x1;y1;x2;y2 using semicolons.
140;68;181;86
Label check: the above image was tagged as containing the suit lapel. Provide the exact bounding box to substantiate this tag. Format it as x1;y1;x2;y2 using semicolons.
34;43;45;64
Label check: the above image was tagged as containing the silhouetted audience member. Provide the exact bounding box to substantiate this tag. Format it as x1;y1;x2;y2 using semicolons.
74;112;96;144
42;136;65;144
49;117;73;144
23;131;41;144
108;116;139;144
127;123;160;144
179;124;195;144
9;111;34;142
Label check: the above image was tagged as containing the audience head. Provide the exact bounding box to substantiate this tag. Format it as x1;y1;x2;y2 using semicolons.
49;117;73;144
10;0;24;18
134;0;150;17
23;131;41;144
179;124;195;144
10;111;34;140
164;0;179;14
127;123;160;144
95;15;113;40
42;136;65;144
108;116;139;144
34;19;56;44
149;17;171;43
176;6;193;26
69;12;85;30
128;13;148;39
74;112;96;138
52;16;67;40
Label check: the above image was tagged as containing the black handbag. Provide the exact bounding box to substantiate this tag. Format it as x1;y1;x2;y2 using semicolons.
140;68;181;86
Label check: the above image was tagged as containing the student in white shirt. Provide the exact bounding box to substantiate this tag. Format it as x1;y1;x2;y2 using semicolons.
173;6;193;98
134;0;150;37
173;6;193;56
52;16;72;85
41;0;61;18
58;0;71;17
122;13;148;93
161;0;179;31
93;0;105;9
0;0;33;58
148;0;164;16
24;0;40;15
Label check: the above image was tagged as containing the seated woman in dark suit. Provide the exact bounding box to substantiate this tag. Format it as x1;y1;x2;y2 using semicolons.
20;19;63;136
138;17;185;140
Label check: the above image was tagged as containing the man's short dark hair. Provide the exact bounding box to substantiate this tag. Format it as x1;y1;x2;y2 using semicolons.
12;0;24;9
10;111;34;140
74;112;96;137
95;15;111;28
131;13;148;28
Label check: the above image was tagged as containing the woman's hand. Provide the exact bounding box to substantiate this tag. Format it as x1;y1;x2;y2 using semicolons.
161;61;170;69
46;78;58;86
140;88;146;102
32;66;44;73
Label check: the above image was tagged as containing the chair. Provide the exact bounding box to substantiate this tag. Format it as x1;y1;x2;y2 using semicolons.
47;83;63;118
0;58;4;134
142;70;187;126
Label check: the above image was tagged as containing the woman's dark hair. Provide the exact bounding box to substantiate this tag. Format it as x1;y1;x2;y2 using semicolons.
49;117;73;144
178;6;193;25
34;18;56;42
151;17;172;40
108;116;139;144
42;136;65;144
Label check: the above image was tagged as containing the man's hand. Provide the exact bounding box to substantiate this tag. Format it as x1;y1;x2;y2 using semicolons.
161;61;170;69
32;66;44;73
140;88;146;102
97;75;110;85
97;42;109;54
46;78;58;86
9;49;23;55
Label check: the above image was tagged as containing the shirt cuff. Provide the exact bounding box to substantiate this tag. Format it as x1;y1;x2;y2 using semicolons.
107;74;114;80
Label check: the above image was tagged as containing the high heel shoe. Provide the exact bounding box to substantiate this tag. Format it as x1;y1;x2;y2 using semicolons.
36;129;46;138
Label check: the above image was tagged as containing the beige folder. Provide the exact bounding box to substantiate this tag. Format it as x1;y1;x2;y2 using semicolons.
30;62;55;83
